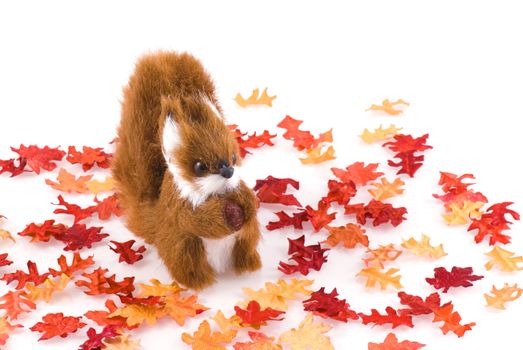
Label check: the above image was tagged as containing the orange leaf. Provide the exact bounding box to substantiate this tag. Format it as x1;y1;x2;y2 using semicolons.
323;223;368;249
0;315;21;345
401;234;447;259
368;333;425;350
0;290;36;320
160;294;209;326
102;332;141;350
484;283;522;310
0;216;14;243
234;331;282;350
234;88;276;108
278;313;333;350
25;274;70;303
363;244;402;268
484;246;523;272
360;124;403;144
182;320;237;350
299;145;336;164
442;200;484;225
86;177;116;194
368;177;405;201
137;278;185;297
241;278;313;311
431;303;475;337
331;162;384;186
45;168;93;193
366;99;410;115
357;267;403;290
212;310;242;333
109;303;163;327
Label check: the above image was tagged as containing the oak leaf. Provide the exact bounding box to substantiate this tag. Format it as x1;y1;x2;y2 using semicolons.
360;124;402;144
241;278;313;311
253;176;302;207
484;283;522;310
0;157;27;177
11;144;65;174
323;223;368;249
234;300;284;329
266;210;309;231
277;115;333;151
331;162;383;186
0;253;13;268
426;266;483;293
321;179;357;206
359;307;414;329
484;246;523;272
278;313;334;350
79;326;118;350
442;200;483;225
467;202;520;245
110;240;146;264
75;267;135;296
54;223;109;251
86;176;116;194
137;278;185;297
17;219;67;243
102;332;141;350
368;333;425;350
366;99;410;115
48;252;95;277
1;260;50;290
357;267;403;290
345;199;407;227
233;331;282;350
278;236;329;276
304;200;336;232
53;195;96;224
212;310;242;333
363;244;403;268
0;315;21;346
299;145;336;164
108;302;163;326
401;234;447;259
229;125;276;158
160;293;209;326
30;312;86;341
235;88;276;108
397;292;441;316
66;145;112;171
302;287;358;322
45;168;92;193
431;303;475;337
368;177;405;201
25;273;70;302
182;320;237;350
93;194;123;220
0;290;36;319
84;299;134;330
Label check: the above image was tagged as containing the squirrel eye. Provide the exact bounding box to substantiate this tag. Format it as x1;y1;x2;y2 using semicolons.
193;161;208;176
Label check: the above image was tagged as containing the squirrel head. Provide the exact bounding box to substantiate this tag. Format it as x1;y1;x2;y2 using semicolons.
160;94;241;208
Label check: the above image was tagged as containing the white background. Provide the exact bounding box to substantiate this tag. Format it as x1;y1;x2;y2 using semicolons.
1;1;522;349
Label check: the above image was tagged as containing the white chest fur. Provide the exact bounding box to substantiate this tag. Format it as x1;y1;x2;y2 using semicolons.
201;233;238;273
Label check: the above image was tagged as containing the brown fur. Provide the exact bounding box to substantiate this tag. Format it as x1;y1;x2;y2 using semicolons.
112;51;261;289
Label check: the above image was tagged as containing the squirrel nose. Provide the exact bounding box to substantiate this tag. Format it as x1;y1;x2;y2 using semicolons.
220;166;234;179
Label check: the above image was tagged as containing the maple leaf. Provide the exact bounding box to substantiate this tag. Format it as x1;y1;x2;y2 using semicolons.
241;278;313;311
212;310;242;333
484;283;522;310
11;144;65;174
431;303;475;337
182;320;237;350
233;331;282;350
110;240;146;264
25;274;70;303
467;202;520;245
345;200;407;227
426;266;483;293
75;267;135;296
359;307;414;329
48;252;95;277
331;162;384;186
253;176;302;207
321;179;357;206
54;223;109;251
79;326;119;350
442;200;483;225
0;157;27;177
302;287;358;322
368;333;425;350
234;300;284;329
0;315;21;346
30;312;86;341
299;145;336;164
103;333;141;350
235;88;277;107
278;313;334;350
363;244;403;268
323;223;368;249
67;145;112;171
86;176;116;194
17;219;67;243
45;168;93;193
368;177;405;201
266;209;309;231
304;200;336;232
278;236;329;276
277;115;333;151
397;292;441;316
401;234;447;259
160;293;209;326
484;246;523;272
0;290;36;319
360;124;402;144
53;195;96;224
84;299;135;330
93;194;123;220
366;99;410;115
0;253;13;268
1;260;50;290
137;278;185;297
357;267;403;290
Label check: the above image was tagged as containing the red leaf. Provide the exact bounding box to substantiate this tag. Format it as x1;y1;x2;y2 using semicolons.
253;176;302;207
433;172;488;209
397;292;441;316
10;145;65;174
387;152;425;177
345;200;407;227
303;287;359;322
266;209;309;231
0;157;27;177
54;224;109;251
79;326;118;350
277;115;332;151
468;202;520;245
0;253;13;267
17;219;67;243
1;260;50;290
321;179;357;205
48;252;95;277
426;266;483;293
278;235;329;275
382;134;432;154
109;240;146;264
53;195;96;224
30;312;86;341
331;162;384;186
84;299;135;330
75;267;135;296
304;200;336;232
0;290;36;319
431;303;475;337
359;307;414;329
368;333;425;350
234;300;284;329
66;146;112;171
229;125;276;158
93;194;123;220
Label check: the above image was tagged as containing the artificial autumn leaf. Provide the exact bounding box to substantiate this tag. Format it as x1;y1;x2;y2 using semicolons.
0;315;21;346
234;300;284;329
84;299;134;330
484;246;523;272
368;178;405;201
345;200;407;227
233;331;282;350
321;179;357;206
368;333;425;350
0;228;14;243
359;307;414;329
431;303;475;337
75;267;135;296
11;144;66;174
442;200;483;225
108;301;163;327
302;287;358;322
278;313;334;350
45;168;93;193
48;252;95;277
401;234;447;259
86;176;116;194
103;333;141;350
468;202;520;245
137;278;185;297
30;312;86;341
299;145;336;164
228;125;276;158
397;292;441;316
253;176;302;207
25;273;70;303
331;162;384;186
304;200;336;232
182;320;237;350
278;236;329;276
54;223;109;251
366;99;410;115
0;157;27;177
79;326;119;350
484;283;522;310
235;88;277;107
357;267;403;290
323;223;368;249
241;278;313;311
277;115;333;151
66;145;112;171
0;253;13;267
160;293;209;326
425;266;483;293
110;240;146;264
17;219;67;243
212;310;242;333
53;195;96;224
433;172;488;209
0;290;36;320
1;260;50;290
360;124;402;144
387;152;426;177
363;244;403;268
383;134;432;154
93;194;123;220
266;210;309;231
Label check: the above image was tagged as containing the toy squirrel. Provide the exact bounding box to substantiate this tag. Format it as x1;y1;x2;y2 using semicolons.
112;51;262;289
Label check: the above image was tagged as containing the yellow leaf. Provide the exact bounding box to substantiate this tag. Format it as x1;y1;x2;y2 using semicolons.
360;124;402;143
25;274;70;303
45;168;93;193
182;320;237;350
86;176;116;194
241;278;313;311
234;88;276;108
0;216;15;243
109;303;163;326
357;267;403;290
103;333;141;350
211;310;242;333
299;145;336;164
137;278;185;297
160;294;208;326
366;99;410;115
278;313;334;350
401;234;447;259
442;200;484;225
484;283;523;310
368;177;405;201
484;246;523;272
362;244;402;268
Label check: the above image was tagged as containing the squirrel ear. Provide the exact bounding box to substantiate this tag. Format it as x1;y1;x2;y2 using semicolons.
160;95;183;124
